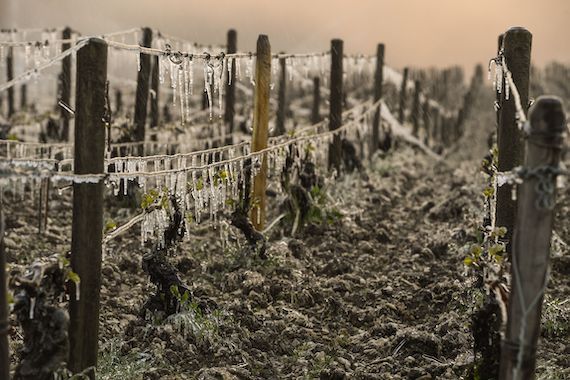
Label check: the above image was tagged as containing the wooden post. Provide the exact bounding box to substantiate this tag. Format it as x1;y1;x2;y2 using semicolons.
442;115;451;146
150;55;160;129
6;47;14;118
495;27;532;253
115;89;123;115
69;38;107;379
20;83;27;110
328;39;343;172
431;106;440;144
422;98;431;145
275;55;287;136
0;207;9;380
455;108;465;139
411;80;421;137
371;43;384;156
499;96;566;380
250;35;271;231
311;77;321;124
60;26;72;141
134;27;152;154
201;89;208;110
224;29;237;138
398;67;409;124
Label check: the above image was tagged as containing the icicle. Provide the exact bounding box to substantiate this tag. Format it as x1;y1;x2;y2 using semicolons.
33;45;41;68
218;58;225;116
204;60;214;119
136;49;141;72
171;60;177;105
25;44;31;69
29;297;36;319
159;55;166;84
248;56;255;85
43;41;51;60
236;57;242;81
183;58;190;122
75;281;80;301
179;64;185;125
227;57;234;86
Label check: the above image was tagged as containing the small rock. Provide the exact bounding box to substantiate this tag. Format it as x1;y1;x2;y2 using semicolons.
336;356;351;370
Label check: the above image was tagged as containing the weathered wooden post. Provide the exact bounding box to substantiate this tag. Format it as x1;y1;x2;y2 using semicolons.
115;88;123;115
60;26;72;141
422;98;431;145
69;38;107;379
495;27;532;253
328;39;343;172
442;115;451;147
411;79;421;137
311;76;321;124
150;55;160;130
275;55;287;136
371;43;384;156
250;35;271;230
20;84;27;110
134;27;152;155
201;89;208;110
499;96;566;380
0;207;8;380
398;67;409;124
224;29;237;139
6;47;14;118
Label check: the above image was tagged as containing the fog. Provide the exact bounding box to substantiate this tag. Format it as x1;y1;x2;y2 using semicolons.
1;0;569;72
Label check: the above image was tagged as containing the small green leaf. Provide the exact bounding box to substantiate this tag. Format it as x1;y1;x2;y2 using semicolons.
470;245;483;258
104;219;117;233
196;178;204;191
67;270;80;285
482;187;495;198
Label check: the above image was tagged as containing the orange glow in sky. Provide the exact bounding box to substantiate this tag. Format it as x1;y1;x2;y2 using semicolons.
1;0;568;72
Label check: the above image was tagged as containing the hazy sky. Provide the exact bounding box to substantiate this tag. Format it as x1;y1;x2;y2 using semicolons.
1;0;569;72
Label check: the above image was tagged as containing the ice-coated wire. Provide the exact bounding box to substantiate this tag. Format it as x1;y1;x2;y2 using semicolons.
106;40;251;60
110;100;383;179
105;141;251;165
0;39;89;93
0;39;75;47
153;29;226;51
0;28;141;47
0;27;65;34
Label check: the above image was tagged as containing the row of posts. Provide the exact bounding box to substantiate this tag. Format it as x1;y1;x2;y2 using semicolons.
0;29;390;378
1;26;461;157
490;26;567;380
